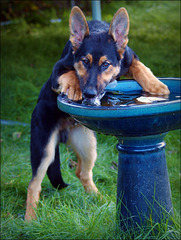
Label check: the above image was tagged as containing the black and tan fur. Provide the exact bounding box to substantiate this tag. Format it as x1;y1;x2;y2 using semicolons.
25;7;169;221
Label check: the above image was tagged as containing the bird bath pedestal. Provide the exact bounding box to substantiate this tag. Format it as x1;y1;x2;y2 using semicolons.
57;78;181;228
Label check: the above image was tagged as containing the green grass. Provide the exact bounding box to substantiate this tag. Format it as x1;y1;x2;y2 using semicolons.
1;1;180;239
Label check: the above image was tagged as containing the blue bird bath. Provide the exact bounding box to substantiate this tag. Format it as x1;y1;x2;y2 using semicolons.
57;78;181;228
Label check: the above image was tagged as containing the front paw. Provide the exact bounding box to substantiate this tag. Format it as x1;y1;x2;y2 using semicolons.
129;59;170;96
143;77;170;95
52;71;82;101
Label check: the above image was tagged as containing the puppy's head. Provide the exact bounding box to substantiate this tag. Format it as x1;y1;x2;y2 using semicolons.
69;7;129;104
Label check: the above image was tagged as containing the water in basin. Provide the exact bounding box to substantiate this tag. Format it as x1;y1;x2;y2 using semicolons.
100;91;181;107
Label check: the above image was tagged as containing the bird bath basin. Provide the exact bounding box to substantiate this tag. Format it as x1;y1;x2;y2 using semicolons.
57;78;181;228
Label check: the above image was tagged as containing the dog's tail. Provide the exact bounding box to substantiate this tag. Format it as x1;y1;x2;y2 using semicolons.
47;146;69;189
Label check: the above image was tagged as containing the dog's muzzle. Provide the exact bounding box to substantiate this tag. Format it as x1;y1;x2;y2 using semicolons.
83;87;97;99
82;91;105;106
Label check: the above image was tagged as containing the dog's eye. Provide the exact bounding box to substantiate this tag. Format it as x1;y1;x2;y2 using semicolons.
102;61;110;70
82;58;89;66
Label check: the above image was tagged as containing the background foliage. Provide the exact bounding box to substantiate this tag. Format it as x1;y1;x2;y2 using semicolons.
1;1;180;239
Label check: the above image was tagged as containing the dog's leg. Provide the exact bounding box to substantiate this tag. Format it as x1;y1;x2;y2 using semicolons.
75;158;81;179
67;124;98;194
52;71;82;101
25;129;59;221
127;57;170;95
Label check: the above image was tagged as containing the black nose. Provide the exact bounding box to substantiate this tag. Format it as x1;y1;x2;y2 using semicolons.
83;87;97;99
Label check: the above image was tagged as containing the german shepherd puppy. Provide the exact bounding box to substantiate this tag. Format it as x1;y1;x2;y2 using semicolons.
25;6;169;221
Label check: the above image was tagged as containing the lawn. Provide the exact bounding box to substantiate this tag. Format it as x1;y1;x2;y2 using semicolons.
1;1;180;239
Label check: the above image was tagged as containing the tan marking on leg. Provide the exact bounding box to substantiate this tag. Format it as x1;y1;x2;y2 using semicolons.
67;124;98;194
25;130;59;221
128;58;170;95
75;158;82;179
25;179;41;221
52;71;82;101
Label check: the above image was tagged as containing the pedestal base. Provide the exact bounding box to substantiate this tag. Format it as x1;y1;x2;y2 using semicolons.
116;133;173;228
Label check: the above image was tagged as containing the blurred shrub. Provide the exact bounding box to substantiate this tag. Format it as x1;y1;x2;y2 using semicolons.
1;0;91;25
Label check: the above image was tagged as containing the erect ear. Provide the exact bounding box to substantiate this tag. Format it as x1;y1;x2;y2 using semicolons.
69;6;89;52
109;8;129;58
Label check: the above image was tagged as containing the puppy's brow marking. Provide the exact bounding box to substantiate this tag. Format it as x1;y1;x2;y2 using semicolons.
86;53;93;65
99;56;108;66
